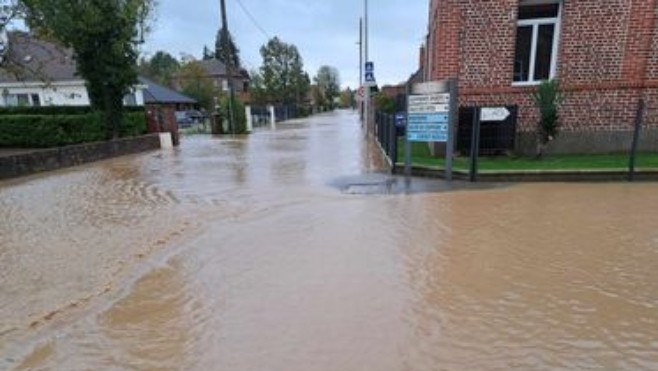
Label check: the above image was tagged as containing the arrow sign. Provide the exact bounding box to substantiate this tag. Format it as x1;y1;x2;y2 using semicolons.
481;107;511;122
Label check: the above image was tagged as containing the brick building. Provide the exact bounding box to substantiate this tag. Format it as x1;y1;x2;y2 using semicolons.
426;0;658;154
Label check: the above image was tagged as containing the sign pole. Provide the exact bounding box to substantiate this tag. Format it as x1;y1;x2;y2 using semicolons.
404;83;412;177
445;79;458;181
469;107;481;182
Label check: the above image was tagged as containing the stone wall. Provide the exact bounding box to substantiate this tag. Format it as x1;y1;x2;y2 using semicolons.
0;134;161;180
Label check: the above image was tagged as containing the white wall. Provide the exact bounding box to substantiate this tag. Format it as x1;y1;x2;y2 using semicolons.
0;80;146;107
42;84;90;106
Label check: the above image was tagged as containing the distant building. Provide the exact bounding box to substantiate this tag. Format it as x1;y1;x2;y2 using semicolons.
425;0;658;154
0;32;144;107
173;59;250;97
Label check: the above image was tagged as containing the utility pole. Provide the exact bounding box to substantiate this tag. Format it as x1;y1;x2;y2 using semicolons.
220;0;236;135
364;0;370;136
359;18;363;87
358;17;363;119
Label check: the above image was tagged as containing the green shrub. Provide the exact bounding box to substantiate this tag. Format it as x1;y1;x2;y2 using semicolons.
0;106;145;116
0;111;147;148
532;80;564;159
220;96;247;134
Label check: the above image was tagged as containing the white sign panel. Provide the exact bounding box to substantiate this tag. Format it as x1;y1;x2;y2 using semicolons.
481;107;511;122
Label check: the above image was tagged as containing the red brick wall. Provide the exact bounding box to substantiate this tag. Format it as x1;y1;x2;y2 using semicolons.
427;0;658;139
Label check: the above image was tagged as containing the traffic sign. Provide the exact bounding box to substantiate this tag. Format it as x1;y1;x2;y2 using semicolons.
481;107;511;122
407;93;451;143
365;61;374;73
365;72;376;83
404;79;458;181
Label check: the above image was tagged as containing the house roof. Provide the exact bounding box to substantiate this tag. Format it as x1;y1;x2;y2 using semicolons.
139;77;196;104
196;59;249;79
0;32;79;84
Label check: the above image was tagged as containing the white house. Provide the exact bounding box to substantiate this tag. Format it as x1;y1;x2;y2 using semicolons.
0;31;145;107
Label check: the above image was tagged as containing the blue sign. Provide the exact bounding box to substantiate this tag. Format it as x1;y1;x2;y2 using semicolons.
395;112;406;128
365;62;374;73
365;72;375;83
407;94;451;143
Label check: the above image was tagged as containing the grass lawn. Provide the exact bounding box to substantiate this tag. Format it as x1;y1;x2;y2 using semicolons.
396;140;658;171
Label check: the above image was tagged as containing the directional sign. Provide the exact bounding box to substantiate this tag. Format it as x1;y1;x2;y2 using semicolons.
408;93;450;105
481;107;511;122
407;93;451;143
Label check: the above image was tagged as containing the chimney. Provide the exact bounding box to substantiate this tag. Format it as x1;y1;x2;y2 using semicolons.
419;44;426;71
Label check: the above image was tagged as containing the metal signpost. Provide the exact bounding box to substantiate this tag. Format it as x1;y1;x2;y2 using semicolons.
405;80;458;181
364;61;376;136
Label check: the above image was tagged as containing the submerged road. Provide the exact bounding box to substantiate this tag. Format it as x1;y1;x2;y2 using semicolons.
2;110;658;370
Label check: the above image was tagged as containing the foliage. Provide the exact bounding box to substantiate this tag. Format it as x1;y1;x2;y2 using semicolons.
259;37;309;104
314;66;340;110
0;112;146;148
215;27;240;68
220;95;247;134
138;50;180;87
374;93;396;114
178;60;215;110
20;0;156;139
339;89;355;109
248;70;268;105
532;79;564;158
202;45;214;60
0;106;145;115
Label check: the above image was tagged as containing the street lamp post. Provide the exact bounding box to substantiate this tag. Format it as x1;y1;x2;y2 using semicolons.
363;0;370;136
220;0;236;135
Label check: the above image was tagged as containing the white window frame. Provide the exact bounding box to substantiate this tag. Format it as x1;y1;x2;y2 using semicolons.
513;0;562;86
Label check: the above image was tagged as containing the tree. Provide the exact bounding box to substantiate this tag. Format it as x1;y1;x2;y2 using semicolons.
21;0;156;139
532;79;564;159
178;61;215;110
259;37;309;104
202;45;214;60
314;66;340;110
215;27;240;68
374;92;396;114
139;51;180;87
249;70;268;104
339;88;354;109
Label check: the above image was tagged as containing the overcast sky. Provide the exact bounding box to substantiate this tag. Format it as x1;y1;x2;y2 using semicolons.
142;0;429;89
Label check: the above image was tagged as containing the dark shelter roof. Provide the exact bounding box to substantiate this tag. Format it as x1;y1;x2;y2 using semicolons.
139;77;197;104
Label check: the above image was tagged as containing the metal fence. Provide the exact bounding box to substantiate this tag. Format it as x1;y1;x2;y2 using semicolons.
375;111;400;169
376;99;658;182
250;105;271;128
274;104;310;122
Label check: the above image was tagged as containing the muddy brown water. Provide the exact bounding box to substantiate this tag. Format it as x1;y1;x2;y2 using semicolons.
2;110;658;370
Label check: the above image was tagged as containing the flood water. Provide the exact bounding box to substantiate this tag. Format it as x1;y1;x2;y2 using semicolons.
2;110;658;370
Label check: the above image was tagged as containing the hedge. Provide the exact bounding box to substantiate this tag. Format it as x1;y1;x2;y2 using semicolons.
0;112;147;148
0;106;145;116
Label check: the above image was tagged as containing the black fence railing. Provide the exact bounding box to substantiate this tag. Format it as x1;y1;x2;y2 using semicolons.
250;105;271;128
375;111;400;169
274;104;310;122
376;99;657;182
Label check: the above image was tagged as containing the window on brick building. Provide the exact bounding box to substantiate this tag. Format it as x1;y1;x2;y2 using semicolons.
513;1;561;84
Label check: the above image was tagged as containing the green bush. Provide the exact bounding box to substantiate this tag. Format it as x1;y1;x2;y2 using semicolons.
0;111;147;148
0;106;145;116
220;96;247;134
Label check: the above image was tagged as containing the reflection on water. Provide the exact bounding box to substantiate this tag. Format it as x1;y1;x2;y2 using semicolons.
2;111;658;370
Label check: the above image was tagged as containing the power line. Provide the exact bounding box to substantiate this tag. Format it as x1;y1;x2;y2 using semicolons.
234;0;270;40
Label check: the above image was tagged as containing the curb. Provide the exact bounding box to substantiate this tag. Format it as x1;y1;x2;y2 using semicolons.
392;164;658;182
